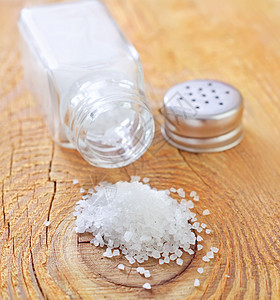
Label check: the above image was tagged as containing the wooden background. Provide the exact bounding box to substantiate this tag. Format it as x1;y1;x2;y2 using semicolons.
0;0;280;299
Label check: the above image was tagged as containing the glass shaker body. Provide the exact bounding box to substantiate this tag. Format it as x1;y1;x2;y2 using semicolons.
18;0;154;168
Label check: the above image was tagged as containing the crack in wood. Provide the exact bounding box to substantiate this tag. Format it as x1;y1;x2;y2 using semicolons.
46;181;56;246
177;150;211;190
1;182;5;224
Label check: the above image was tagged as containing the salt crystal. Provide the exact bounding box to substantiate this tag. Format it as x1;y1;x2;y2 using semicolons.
203;209;210;216
170;254;177;261
197;244;203;251
201;223;207;229
193;195;199;201
159;259;164;265
130;176;140;182
176;258;183;265
80;188;85;193
197;227;202;233
170;187;176;193
144;270;150;278
113;249;120;256
187;249;194;255
142;177;150;183
207;251;214;259
73;179;79;185
88;188;94;194
210;247;219;253
117;264;124;270
137;267;145;274
143;283;151;290
202;256;210;262
190;191;196;197
194;279;200;287
205;229;211;234
197;267;204;274
177;188;185;198
164;256;170;264
175;249;183;257
44;221;50;226
225;274;230;278
197;235;203;242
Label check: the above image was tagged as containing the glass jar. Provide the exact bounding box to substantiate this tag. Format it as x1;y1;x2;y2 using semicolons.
18;0;154;168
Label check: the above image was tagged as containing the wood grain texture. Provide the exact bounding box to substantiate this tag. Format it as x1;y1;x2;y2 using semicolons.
0;0;280;299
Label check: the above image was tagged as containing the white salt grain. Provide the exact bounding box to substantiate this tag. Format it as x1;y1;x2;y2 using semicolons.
113;249;120;256
193;195;199;201
203;209;210;216
73;179;79;185
187;249;194;255
130;176;141;182
190;191;196;197
197;244;203;251
80;188;85;193
202;256;210;262
159;259;164;265
142;177;150;183
207;251;214;259
137;267;145;274
170;187;176;193
143;283;151;290
144;270;151;278
117;264;124;270
194;279;200;287
170;254;177;261
176;258;183;265
44;221;50;226
88;188;94;194
210;247;219;253
225;274;230;278
197;235;203;242
206;229;211;234
197;267;204;274
201;223;207;229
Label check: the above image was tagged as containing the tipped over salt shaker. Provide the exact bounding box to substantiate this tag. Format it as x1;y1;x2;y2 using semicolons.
18;0;154;168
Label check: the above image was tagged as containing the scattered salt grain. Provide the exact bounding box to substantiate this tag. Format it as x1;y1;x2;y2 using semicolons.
175;249;183;257
187;249;194;255
142;177;150;183
117;264;124;270
73;179;79;185
197;235;203;242
80;188;85;193
170;187;176;193
159;259;164;265
202;256;210;262
207;251;214;259
176;258;183;265
205;229;211;234
196;227;202;233
197;267;204;274
44;221;50;226
170;254;177;261
177;188;185;198
197;244;203;251
113;249;120;256
201;223;207;229
137;267;145;274
144;270;151;278
130;176;141;182
193;195;199;201
190;191;196;197
210;247;219;253
225;274;230;278
143;283;151;290
203;209;210;216
194;279;200;287
88;188;94;194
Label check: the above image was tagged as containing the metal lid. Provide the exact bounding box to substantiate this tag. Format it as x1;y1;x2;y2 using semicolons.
161;79;244;153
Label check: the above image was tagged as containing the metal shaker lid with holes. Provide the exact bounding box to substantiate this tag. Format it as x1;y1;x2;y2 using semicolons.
161;79;244;153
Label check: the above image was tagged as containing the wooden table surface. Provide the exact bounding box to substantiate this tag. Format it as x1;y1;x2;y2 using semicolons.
1;0;280;299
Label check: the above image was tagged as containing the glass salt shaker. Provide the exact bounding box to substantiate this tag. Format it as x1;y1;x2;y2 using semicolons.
18;0;154;168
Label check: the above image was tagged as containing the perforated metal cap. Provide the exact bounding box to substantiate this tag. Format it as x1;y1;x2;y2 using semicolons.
161;79;244;153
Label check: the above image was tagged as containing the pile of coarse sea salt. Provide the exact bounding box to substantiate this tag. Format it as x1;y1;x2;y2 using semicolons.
73;176;219;289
